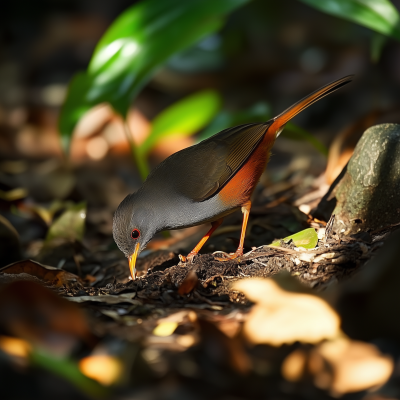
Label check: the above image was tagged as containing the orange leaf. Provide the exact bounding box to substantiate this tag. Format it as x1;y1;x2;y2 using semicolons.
178;269;198;295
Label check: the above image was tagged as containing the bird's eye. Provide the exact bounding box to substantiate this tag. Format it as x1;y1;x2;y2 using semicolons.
131;229;140;239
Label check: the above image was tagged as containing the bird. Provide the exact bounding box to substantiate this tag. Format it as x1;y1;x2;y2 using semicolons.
113;75;353;279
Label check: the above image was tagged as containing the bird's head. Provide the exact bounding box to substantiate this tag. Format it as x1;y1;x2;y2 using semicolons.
113;193;156;280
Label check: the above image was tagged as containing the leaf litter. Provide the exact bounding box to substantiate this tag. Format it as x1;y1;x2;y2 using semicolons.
1;157;399;399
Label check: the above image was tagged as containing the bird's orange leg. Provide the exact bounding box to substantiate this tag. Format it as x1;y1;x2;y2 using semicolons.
215;201;251;261
179;218;224;263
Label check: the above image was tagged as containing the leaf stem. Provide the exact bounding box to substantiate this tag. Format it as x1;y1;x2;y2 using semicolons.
123;119;149;181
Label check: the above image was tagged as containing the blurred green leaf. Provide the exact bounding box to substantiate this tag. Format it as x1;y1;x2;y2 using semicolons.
31;349;108;398
46;202;86;243
139;90;222;155
59;0;249;153
167;34;225;73
283;122;328;156
371;32;388;62
269;228;318;249
300;0;400;41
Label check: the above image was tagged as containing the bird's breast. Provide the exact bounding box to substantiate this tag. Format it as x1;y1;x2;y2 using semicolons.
217;134;274;207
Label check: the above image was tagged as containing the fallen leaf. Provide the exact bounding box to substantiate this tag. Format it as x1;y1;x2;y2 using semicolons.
315;338;393;395
233;277;340;346
66;293;141;306
281;348;308;382
0;280;91;351
0;187;28;201
153;322;178;337
178;268;198;295
0;259;83;287
269;228;318;249
46;202;86;242
282;338;394;395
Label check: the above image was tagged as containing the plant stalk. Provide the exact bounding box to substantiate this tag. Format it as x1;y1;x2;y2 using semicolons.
123;119;150;181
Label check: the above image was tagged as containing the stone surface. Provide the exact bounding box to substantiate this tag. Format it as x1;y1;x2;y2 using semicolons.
315;123;400;235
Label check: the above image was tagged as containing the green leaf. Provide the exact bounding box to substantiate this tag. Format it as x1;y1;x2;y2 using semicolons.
299;0;400;41
269;228;318;249
283;122;328;156
46;202;86;243
139;90;222;155
371;32;388;62
30;349;108;398
58;0;249;153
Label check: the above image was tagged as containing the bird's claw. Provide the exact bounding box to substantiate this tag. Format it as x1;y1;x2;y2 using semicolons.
179;253;196;264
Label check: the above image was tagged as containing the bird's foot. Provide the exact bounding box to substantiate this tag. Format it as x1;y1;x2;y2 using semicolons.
214;249;244;262
179;252;197;264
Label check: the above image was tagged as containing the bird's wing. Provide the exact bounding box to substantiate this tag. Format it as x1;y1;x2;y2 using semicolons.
161;121;273;201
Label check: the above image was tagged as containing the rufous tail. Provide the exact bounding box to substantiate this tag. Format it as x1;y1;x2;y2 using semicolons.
270;75;353;132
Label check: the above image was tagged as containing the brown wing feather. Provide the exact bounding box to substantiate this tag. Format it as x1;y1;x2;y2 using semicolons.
162;122;272;201
150;75;353;202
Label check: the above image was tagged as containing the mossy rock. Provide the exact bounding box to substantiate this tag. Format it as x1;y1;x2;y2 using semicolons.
315;123;400;235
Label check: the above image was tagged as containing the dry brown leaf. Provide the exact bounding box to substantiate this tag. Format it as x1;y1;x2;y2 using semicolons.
282;338;394;395
0;280;91;351
233;277;340;346
315;338;393;395
0;259;83;287
67;293;141;306
281;348;308;382
178;268;198;295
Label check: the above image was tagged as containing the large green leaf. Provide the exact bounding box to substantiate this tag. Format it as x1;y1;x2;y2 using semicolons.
269;228;318;249
59;0;249;152
300;0;400;41
139;90;222;155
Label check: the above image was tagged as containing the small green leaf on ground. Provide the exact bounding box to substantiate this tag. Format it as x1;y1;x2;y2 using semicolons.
46;202;86;242
269;228;318;249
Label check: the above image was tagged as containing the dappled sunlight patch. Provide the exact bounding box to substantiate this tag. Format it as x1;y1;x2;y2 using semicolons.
79;354;123;386
282;338;394;395
0;336;31;359
153;322;179;337
315;338;394;395
233;277;340;345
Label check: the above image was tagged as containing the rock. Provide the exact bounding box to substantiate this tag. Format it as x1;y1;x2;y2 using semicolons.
315;123;400;235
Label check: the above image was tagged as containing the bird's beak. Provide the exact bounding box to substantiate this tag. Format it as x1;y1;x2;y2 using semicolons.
128;242;140;280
